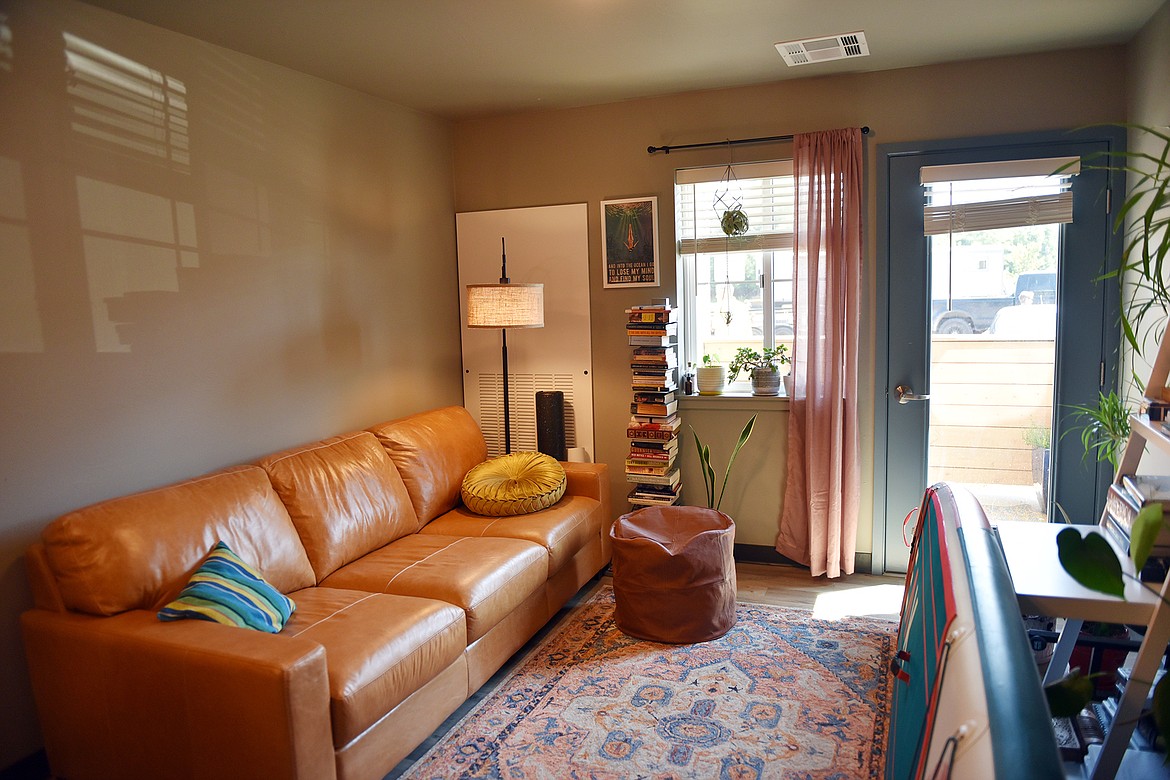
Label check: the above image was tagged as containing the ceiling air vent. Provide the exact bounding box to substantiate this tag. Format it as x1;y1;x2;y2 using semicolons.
775;31;870;67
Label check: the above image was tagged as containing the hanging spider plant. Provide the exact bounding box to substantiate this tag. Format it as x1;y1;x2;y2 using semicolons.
1064;389;1132;469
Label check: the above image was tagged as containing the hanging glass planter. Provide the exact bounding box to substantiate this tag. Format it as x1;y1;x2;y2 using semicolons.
713;160;749;237
712;150;748;324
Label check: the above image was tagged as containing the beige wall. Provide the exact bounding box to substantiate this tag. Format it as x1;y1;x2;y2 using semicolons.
0;0;462;767
1124;1;1170;473
1130;0;1170;125
453;46;1129;565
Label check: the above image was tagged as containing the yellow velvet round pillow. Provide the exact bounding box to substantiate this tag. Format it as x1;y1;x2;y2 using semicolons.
461;451;567;517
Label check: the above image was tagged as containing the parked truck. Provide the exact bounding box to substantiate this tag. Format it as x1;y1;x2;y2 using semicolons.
931;271;1056;334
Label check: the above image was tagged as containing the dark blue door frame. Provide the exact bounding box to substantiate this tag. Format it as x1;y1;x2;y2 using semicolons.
874;128;1125;574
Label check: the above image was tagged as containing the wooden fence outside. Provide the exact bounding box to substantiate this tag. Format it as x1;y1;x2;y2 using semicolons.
927;337;1054;486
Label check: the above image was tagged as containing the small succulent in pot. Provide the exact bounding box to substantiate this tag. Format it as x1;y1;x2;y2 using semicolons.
720;207;749;236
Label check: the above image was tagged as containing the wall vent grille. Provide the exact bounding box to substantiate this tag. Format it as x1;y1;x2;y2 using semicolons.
477;372;578;458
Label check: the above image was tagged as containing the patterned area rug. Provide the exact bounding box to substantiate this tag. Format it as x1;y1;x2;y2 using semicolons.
401;585;896;779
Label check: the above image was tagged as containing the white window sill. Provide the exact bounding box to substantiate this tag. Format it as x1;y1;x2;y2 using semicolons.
678;391;791;411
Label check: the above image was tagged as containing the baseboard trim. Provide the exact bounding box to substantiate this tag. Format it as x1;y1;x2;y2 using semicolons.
0;750;48;780
733;544;874;575
733;543;801;566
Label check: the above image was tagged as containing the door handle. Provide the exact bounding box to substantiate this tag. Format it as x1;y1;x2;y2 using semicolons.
895;385;930;404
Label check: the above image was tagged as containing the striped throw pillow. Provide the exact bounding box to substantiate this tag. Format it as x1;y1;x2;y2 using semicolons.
158;541;295;632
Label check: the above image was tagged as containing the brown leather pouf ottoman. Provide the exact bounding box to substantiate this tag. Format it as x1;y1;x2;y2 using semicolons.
609;505;736;643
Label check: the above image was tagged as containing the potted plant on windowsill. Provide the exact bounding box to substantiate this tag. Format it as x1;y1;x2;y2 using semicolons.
728;345;790;396
696;354;726;396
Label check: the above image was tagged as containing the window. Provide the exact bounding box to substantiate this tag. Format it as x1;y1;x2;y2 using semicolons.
675;161;794;384
922;157;1077;334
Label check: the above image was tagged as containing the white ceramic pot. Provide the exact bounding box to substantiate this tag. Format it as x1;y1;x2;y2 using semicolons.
783;373;794;398
696;364;726;395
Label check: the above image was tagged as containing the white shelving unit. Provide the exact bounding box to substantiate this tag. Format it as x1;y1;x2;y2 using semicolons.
997;336;1170;778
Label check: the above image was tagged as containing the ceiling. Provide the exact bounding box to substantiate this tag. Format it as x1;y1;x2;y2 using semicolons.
80;0;1165;120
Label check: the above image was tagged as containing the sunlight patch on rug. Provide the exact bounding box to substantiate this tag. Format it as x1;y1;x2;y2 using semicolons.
401;586;895;779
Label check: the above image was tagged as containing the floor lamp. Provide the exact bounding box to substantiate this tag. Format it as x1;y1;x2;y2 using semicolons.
466;238;544;454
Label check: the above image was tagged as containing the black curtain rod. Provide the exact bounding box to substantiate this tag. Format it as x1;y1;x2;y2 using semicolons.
647;126;870;155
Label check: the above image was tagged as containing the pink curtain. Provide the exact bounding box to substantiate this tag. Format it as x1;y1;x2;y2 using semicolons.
775;128;863;578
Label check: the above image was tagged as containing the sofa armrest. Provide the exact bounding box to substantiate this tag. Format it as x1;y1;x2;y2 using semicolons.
560;461;609;505
561;462;613;556
22;608;337;780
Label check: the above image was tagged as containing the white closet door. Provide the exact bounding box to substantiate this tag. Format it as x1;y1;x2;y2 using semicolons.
456;204;593;459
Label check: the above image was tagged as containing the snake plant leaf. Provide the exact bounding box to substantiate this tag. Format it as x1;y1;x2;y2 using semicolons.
1056;527;1125;599
690;416;756;511
1044;669;1097;718
691;428;716;508
1129;503;1165;572
715;414;757;511
1154;675;1170;764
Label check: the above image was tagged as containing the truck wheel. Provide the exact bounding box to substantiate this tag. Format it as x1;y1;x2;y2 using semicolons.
937;318;973;335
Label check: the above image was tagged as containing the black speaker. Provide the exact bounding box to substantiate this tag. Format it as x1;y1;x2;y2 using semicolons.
535;391;567;461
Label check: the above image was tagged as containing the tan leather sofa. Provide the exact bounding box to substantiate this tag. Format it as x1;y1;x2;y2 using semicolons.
21;406;612;780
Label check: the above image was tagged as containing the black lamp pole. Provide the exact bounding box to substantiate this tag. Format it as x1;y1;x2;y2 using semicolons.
499;237;512;454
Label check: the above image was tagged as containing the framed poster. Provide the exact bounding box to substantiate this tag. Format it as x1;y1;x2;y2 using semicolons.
601;196;659;288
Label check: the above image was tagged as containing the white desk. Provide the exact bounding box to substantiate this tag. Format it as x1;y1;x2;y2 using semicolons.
996;520;1170;780
997;521;1159;626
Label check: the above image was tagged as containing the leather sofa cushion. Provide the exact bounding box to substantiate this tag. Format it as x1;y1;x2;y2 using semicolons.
368;406;487;524
281;587;466;749
422;495;600;573
259;432;421;582
41;466;316;616
320;535;547;643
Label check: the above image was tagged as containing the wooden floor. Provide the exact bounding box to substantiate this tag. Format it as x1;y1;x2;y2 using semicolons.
603;560;906;622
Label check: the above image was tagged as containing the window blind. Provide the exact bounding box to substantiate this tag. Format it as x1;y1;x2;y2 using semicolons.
921;156;1079;236
676;160;794;254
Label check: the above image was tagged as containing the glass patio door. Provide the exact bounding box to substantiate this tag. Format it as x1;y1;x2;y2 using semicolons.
878;129;1124;574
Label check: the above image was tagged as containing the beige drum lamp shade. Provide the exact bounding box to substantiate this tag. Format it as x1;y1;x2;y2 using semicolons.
466;284;544;329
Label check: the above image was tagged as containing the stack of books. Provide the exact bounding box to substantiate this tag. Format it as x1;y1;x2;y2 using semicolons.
626;302;681;508
629;306;678;392
1103;474;1170;560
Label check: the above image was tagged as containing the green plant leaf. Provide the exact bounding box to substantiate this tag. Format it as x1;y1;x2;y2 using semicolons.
1062;390;1131;468
1071;124;1170;359
1056;527;1125;599
1129;503;1165;571
689;426;716;509
716;415;756;511
691;418;755;511
1044;669;1096;718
